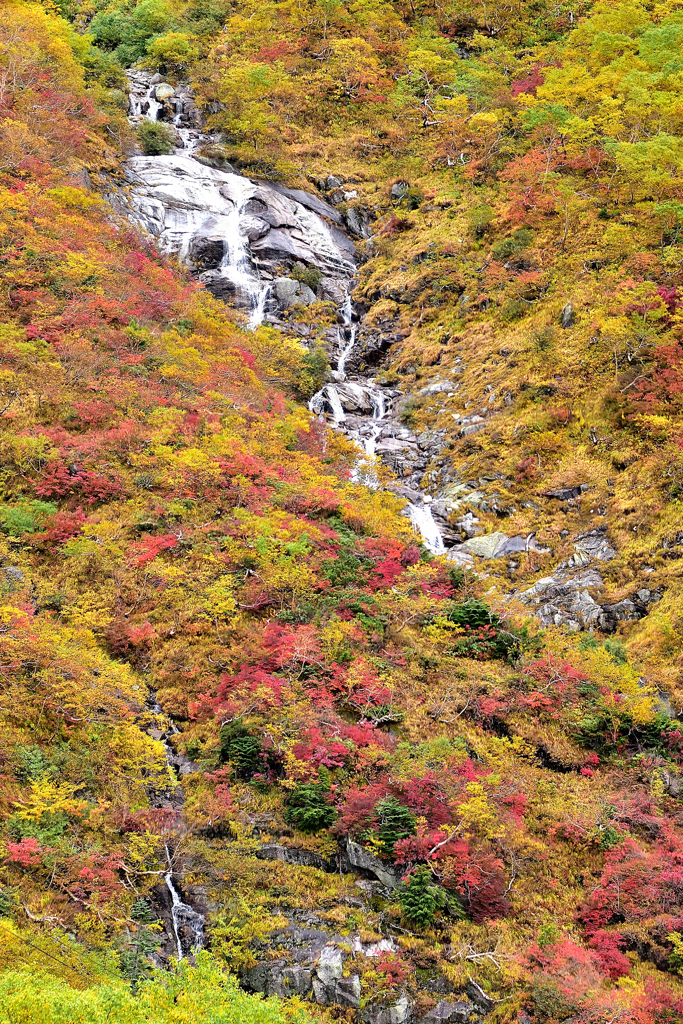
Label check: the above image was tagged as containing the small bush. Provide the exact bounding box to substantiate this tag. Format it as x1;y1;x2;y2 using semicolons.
468;204;495;238
297;346;329;399
532;327;555;353
445;599;532;661
603;637;627;664
374;796;416;858
220;724;263;779
285;783;337;833
137;120;175;156
397;185;424;210
15;746;55;783
398;866;460;928
491;228;533;262
291;263;323;292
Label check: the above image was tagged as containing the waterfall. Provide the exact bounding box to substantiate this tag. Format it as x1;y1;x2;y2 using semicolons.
309;384;346;425
146;700;206;963
212;177;272;325
362;389;386;456
164;846;204;960
248;282;272;329
121;83;449;558
336;294;356;379
407;503;446;554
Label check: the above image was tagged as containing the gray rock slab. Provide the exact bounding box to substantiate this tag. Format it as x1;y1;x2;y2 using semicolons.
422;1001;473;1022
256;844;329;870
346;839;399;889
266;181;344;224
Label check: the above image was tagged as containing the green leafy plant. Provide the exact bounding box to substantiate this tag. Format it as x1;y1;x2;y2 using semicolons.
137;120;175;156
373;797;416;858
398;866;460;928
220;724;263;779
285;783;337;833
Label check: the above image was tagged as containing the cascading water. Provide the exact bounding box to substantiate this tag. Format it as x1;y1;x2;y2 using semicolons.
407;502;446;554
308;298;446;553
309;384;347;425
122;74;446;551
164;846;204;960
120;155;279;328
124;76;278;328
335;295;356;380
146;701;205;962
363;390;386;456
127;72;201;154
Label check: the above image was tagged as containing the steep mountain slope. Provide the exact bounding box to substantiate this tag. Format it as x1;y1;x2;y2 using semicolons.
2;1;683;1022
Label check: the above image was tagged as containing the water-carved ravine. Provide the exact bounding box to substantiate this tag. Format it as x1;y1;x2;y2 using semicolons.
117;71;454;559
8;5;683;1021
117;71;472;1016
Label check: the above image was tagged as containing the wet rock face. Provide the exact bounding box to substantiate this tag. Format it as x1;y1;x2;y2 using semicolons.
110;155;355;317
128;69;203;141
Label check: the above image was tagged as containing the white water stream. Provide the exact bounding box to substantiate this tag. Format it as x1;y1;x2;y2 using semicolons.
164;845;204;960
308;310;447;553
407;502;446;554
127;74;446;549
335;295;357;380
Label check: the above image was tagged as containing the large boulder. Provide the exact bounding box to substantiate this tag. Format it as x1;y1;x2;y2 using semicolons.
345;839;400;889
116;155;356;302
362;992;411;1024
273;277;317;308
421;1001;473;1023
256;844;330;870
266;181;344;225
188;234;225;271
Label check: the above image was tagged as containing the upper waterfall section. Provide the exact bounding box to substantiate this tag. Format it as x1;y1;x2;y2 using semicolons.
112;155;357;320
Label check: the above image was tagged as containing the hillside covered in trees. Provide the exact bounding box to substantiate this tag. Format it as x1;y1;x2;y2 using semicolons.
3;0;683;1021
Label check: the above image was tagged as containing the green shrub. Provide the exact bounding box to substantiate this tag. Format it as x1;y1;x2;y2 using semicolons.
603;637;628;664
397;185;424;210
491;228;533;261
0;886;14;917
530;976;580;1021
297;346;329;400
220;724;263;779
291;263;323;291
445;599;532;661
15;745;55;783
398;866;460;928
468;204;495;238
137;120;175;156
285;783;337;833
374;797;416;858
0;500;57;536
576;708;676;756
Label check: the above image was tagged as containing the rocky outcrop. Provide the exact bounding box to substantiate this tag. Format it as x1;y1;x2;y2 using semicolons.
256;844;331;871
239;910;489;1023
110;155;355;317
346;838;400;889
460;533;550;560
422;1000;473;1022
514;566;660;633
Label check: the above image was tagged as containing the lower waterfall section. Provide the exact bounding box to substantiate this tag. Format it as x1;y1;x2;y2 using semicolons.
165;846;205;961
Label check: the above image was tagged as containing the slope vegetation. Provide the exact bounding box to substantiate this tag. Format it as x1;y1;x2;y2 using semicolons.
1;2;683;1022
